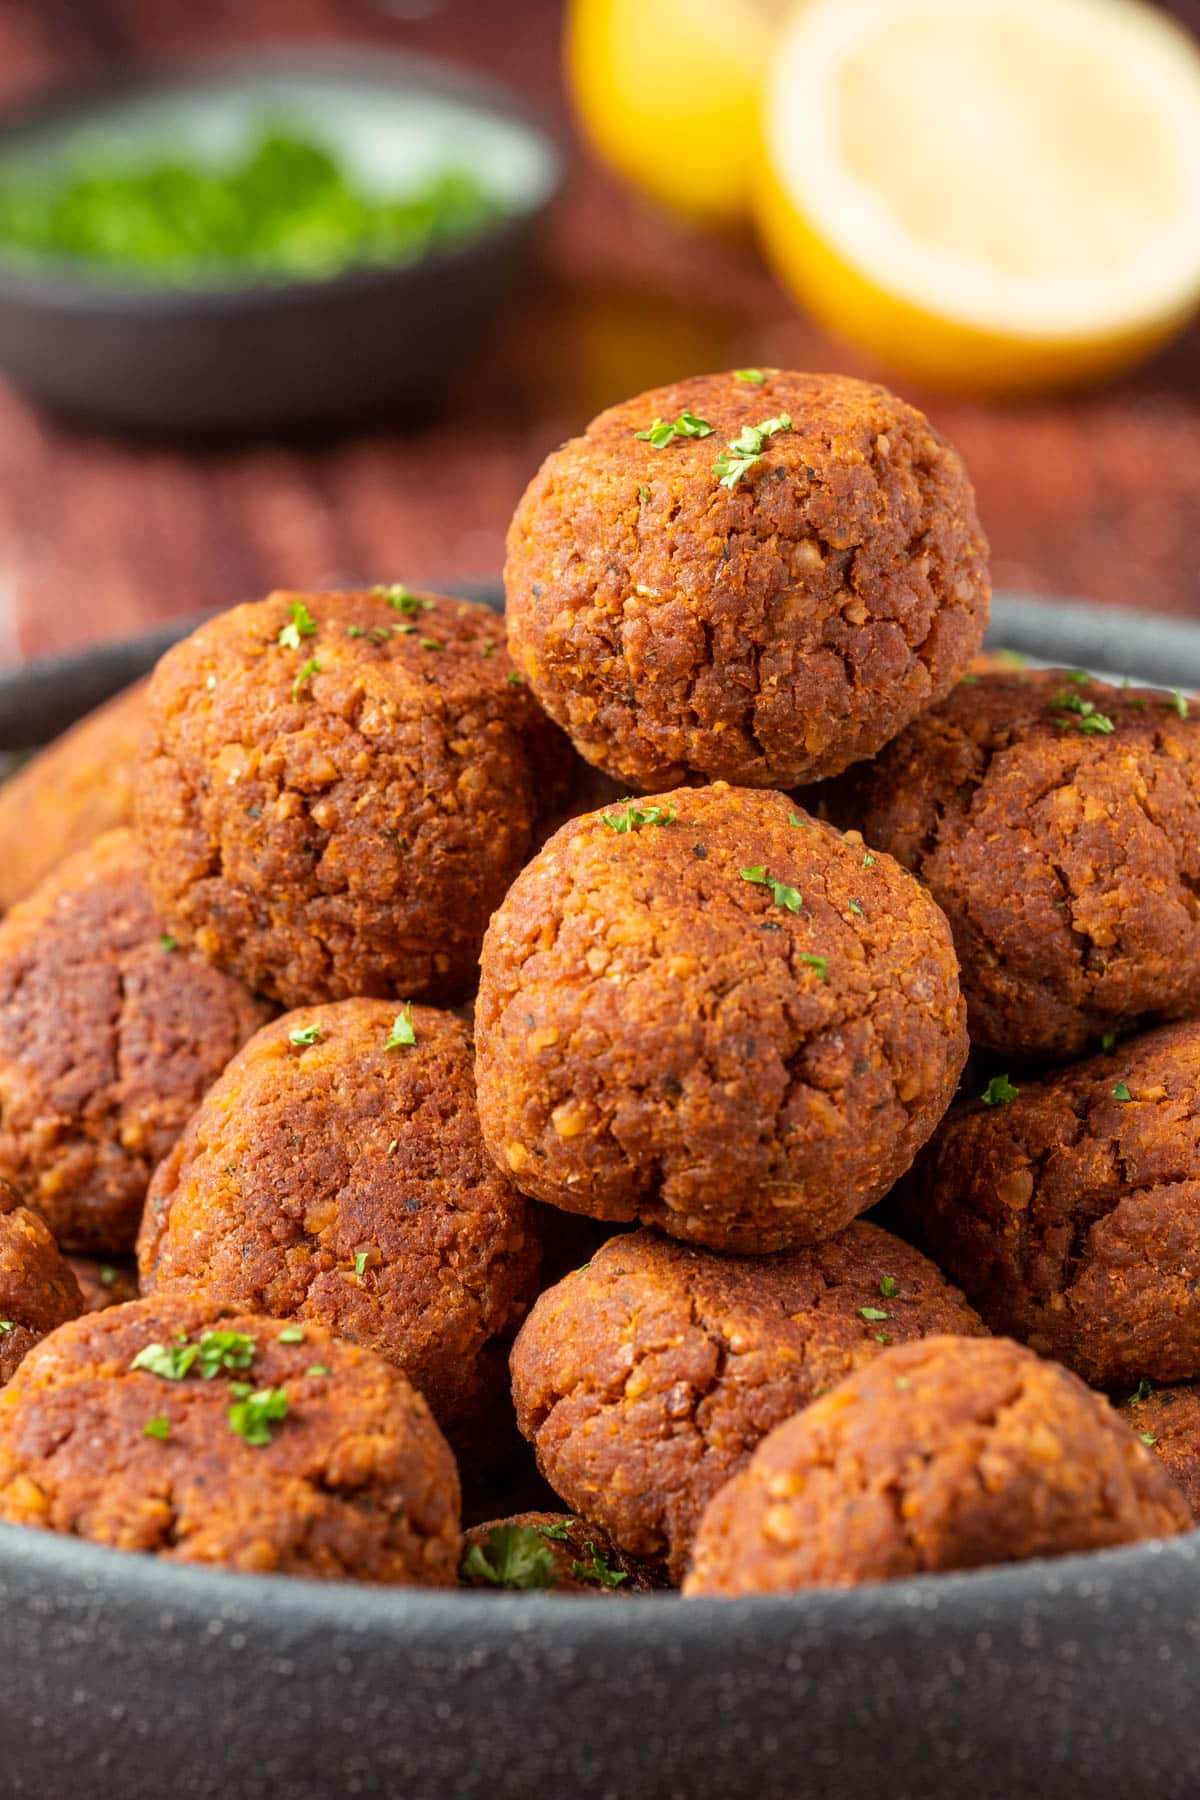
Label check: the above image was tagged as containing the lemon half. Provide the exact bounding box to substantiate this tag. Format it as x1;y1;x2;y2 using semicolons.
757;0;1200;392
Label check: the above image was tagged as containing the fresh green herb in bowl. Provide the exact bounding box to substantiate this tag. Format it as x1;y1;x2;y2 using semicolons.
0;125;507;286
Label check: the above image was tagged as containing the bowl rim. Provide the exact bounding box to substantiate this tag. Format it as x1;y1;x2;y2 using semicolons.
0;41;565;311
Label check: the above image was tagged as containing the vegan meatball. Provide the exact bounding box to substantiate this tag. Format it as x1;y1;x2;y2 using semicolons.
1121;1381;1200;1521
0;678;147;913
510;1224;986;1580
684;1336;1190;1595
139;1000;541;1454
505;370;988;790
461;1510;668;1594
822;670;1200;1059
0;1182;82;1386
475;784;966;1253
0;1295;461;1582
0;829;271;1253
136;588;569;1008
908;1021;1200;1387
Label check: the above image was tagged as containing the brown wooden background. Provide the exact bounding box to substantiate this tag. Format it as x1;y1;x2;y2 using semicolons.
0;0;1196;667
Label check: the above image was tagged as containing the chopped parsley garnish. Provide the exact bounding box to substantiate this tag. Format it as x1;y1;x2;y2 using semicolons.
195;1330;256;1379
734;369;766;384
1048;690;1114;735
462;1524;557;1590
0;1321;14;1334
537;1520;572;1541
1140;1431;1158;1447
874;1332;891;1344
798;952;829;981
227;1386;289;1448
847;900;863;917
131;1339;198;1380
384;1004;416;1051
373;583;433;616
291;657;321;701
306;1364;329;1377
862;853;876;868
879;1275;901;1299
787;811;807;828
354;1251;370;1278
143;1415;171;1440
1113;1080;1132;1102
571;1543;628;1588
346;624;392;644
387;1138;399;1156
99;1266;118;1287
1064;670;1090;686
277;599;317;649
634;410;714;449
712;412;792;487
288;1024;323;1047
637;484;650;504
859;1306;890;1323
506;671;524;685
740;866;803;912
418;636;442;651
277;1325;306;1344
159;933;178;954
1101;1031;1118;1051
1168;689;1189;718
1128;1378;1155;1405
601;799;677;833
981;1073;1019;1107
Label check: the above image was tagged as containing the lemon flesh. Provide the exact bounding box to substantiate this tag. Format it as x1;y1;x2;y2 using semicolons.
758;0;1200;393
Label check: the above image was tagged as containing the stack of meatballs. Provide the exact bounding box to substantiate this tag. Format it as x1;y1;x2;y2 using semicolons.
0;368;1196;1599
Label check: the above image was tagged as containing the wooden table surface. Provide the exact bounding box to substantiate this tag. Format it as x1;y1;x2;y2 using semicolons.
0;0;1197;668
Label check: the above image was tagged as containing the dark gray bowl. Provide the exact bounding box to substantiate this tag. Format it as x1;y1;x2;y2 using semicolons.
1;589;1199;1800
0;51;561;433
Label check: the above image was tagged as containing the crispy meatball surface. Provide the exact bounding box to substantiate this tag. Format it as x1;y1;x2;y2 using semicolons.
510;1224;986;1580
908;1021;1200;1387
505;370;988;790
0;678;147;913
0;829;271;1254
684;1336;1190;1595
0;1295;461;1582
460;1510;668;1594
0;1182;82;1385
140;1000;541;1450
476;785;967;1252
1121;1382;1200;1521
822;670;1200;1059
136;589;569;1008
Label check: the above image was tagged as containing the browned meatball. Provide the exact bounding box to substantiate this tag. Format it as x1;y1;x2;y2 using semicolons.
136;589;570;1008
821;670;1200;1059
0;829;271;1254
139;1000;541;1455
0;1181;82;1385
906;1020;1200;1388
461;1510;669;1594
1120;1381;1200;1520
505;370;988;790
476;784;967;1253
684;1336;1190;1595
510;1224;986;1580
0;678;147;913
0;1296;460;1581
65;1256;139;1315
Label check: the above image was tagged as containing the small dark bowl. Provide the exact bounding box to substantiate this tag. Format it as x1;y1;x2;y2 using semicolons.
0;49;562;433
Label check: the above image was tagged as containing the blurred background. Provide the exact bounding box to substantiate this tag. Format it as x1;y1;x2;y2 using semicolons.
0;0;1196;669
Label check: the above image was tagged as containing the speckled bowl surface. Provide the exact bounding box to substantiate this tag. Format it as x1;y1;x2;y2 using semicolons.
1;589;1198;1800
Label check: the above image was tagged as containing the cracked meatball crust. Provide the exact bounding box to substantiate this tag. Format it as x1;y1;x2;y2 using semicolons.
0;1182;82;1385
0;1295;461;1582
509;1223;986;1580
475;785;967;1252
139;1000;541;1451
822;670;1200;1059
684;1335;1190;1595
906;1020;1200;1387
504;370;989;789
0;829;271;1253
136;589;569;1008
